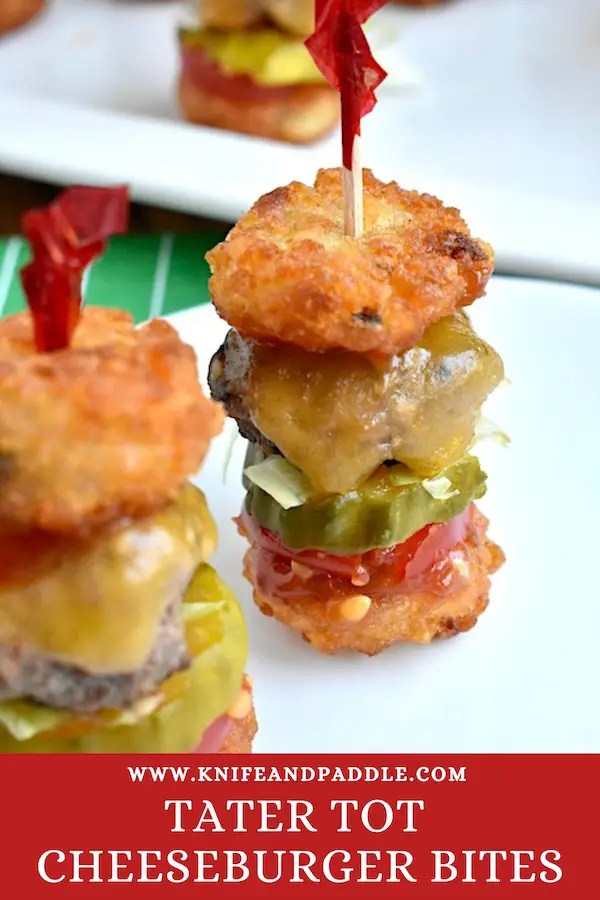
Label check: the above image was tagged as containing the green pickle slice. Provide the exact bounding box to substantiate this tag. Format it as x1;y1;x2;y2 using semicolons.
179;27;323;86
0;565;248;753
245;448;487;556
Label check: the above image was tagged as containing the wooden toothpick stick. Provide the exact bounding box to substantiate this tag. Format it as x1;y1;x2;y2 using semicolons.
305;1;387;241
343;133;363;238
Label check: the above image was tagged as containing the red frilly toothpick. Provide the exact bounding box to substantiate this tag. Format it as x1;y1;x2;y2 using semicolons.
20;186;130;352
306;0;388;237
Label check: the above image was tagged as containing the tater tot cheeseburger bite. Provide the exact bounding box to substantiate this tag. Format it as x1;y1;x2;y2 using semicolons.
177;0;340;143
207;168;506;655
0;0;44;34
0;187;256;753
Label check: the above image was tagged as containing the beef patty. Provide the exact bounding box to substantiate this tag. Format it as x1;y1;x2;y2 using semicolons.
208;330;279;455
0;598;189;714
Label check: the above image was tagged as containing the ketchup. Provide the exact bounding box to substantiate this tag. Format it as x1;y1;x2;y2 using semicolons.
240;505;480;605
181;45;295;104
0;527;80;589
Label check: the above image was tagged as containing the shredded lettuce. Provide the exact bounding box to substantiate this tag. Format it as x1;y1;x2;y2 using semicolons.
0;701;71;742
384;465;460;501
474;416;511;447
244;456;315;509
112;695;163;726
222;426;241;486
422;475;459;501
386;467;421;488
0;692;166;742
245;456;470;508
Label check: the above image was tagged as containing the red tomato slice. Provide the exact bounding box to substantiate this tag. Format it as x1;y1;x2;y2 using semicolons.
194;715;232;753
367;507;474;587
180;43;294;105
239;510;367;579
239;506;476;601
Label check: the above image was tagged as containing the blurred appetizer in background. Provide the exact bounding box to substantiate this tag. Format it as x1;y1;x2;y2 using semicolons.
178;0;339;143
0;187;256;753
208;168;506;656
0;0;44;34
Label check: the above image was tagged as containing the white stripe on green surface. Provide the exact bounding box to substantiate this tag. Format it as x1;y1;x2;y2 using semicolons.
149;233;174;320
0;232;226;322
0;237;22;316
161;233;221;317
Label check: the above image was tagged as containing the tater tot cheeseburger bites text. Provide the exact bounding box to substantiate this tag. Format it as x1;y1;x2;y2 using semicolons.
208;168;505;656
0;187;256;753
177;0;338;143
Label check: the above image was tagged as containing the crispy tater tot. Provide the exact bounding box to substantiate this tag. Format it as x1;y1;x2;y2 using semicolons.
220;681;258;753
0;307;223;535
207;168;494;355
0;0;44;34
246;511;504;656
221;705;258;753
179;76;339;145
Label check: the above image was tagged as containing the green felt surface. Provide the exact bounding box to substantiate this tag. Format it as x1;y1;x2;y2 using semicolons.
0;232;226;321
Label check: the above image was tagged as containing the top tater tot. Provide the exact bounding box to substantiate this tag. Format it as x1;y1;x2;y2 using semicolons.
207;168;494;355
0;307;223;536
199;0;264;29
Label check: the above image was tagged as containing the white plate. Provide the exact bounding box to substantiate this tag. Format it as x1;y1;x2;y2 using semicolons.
168;276;599;753
1;0;600;285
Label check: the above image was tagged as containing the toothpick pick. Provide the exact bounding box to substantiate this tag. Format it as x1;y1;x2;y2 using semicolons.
343;135;363;238
305;2;387;240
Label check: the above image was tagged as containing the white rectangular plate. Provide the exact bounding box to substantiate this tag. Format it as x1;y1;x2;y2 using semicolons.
176;276;600;753
1;0;600;284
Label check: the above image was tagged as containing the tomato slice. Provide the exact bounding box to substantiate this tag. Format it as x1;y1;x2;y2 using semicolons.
180;43;294;105
194;715;233;753
239;505;478;602
238;510;368;580
193;675;251;753
366;507;474;588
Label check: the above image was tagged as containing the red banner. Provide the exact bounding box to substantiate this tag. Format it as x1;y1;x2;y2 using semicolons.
1;755;596;896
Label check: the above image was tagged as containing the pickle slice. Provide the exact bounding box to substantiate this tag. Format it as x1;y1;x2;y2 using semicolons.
245;451;487;555
0;565;248;754
179;27;323;86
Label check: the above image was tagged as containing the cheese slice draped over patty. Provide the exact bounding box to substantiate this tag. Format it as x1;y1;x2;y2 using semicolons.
0;485;216;675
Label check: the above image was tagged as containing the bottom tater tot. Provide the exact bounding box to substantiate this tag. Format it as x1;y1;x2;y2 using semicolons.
247;517;504;656
195;678;257;753
220;704;258;753
179;75;339;145
221;675;257;753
